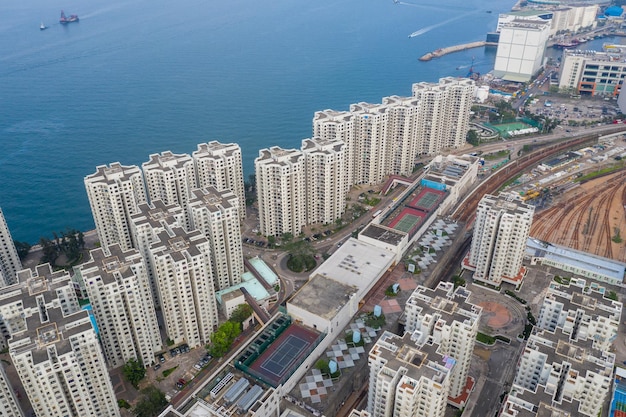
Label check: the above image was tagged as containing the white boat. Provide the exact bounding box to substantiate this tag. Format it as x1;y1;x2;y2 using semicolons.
40;22;48;30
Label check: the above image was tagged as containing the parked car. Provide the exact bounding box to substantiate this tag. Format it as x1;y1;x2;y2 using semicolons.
153;364;161;371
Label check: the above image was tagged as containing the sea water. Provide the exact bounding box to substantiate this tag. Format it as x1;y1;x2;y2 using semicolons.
0;0;510;242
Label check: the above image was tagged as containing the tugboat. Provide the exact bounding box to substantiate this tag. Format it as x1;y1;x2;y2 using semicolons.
40;22;48;30
59;10;79;24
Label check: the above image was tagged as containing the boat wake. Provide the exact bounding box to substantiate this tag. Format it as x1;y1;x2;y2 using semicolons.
408;10;478;38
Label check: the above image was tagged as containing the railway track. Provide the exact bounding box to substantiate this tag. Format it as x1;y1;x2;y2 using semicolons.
532;175;624;257
452;133;603;223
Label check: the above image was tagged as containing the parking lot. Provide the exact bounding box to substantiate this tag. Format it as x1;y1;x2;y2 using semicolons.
143;344;212;400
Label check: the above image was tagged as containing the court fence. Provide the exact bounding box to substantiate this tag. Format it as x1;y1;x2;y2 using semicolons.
236;330;326;388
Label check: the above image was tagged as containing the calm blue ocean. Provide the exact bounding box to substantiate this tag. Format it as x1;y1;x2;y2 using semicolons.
0;0;510;243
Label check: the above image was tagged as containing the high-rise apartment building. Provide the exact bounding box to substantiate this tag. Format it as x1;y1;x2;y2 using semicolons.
78;245;162;368
149;225;218;348
85;163;148;252
412;77;475;154
130;200;186;304
313;110;355;190
313;79;473;189
537;278;621;353
0;364;24;417
193;141;246;220
301;138;347;225
466;193;534;286
187;187;243;290
503;328;614;417
142;151;197;211
3;265;120;417
367;331;454;417
0;208;22;288
349;102;390;185
404;282;481;402
255;147;306;237
381;96;421;177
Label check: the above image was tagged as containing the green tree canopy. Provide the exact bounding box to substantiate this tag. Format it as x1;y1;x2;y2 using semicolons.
13;241;31;260
122;358;146;389
208;320;242;358
133;385;167;417
230;304;253;325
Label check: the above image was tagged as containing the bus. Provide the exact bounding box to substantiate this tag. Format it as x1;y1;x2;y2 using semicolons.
372;209;382;218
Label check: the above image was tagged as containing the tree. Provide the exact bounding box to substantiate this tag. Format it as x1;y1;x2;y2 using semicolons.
208;321;242;358
133;386;167;417
122;358;146;389
466;129;480;146
230;304;253;325
39;237;58;265
13;241;31;260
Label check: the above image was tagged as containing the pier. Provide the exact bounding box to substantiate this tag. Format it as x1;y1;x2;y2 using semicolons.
419;41;497;61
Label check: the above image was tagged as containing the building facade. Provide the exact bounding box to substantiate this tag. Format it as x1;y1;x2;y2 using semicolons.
129;200;186;304
187;187;243;290
404;282;481;402
0;364;23;417
255;147;306;237
466;193;534;286
4;265;120;417
0;208;21;288
559;50;626;97
302;138;347;225
193;141;246;220
367;331;453;417
85;163;148;252
503;328;614;417
78;245;162;368
149;226;218;348
536;278;621;352
142;151;197;211
411;78;475;154
493;20;551;82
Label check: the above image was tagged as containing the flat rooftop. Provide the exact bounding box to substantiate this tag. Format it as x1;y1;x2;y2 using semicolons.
215;273;271;304
288;275;358;321
527;238;626;282
360;224;406;245
311;238;394;293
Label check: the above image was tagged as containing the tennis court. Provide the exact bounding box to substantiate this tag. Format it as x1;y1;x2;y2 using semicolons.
246;323;321;387
259;335;307;377
388;207;426;234
408;187;446;212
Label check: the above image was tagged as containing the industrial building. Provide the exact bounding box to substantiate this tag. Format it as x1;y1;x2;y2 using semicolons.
493;19;551;82
526;238;626;285
559;49;626;97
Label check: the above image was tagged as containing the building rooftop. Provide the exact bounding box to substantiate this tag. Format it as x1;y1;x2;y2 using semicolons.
247;257;278;287
215;272;271;304
526;238;626;283
360;224;406;246
288;275;358;321
311;238;394;294
371;330;454;386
